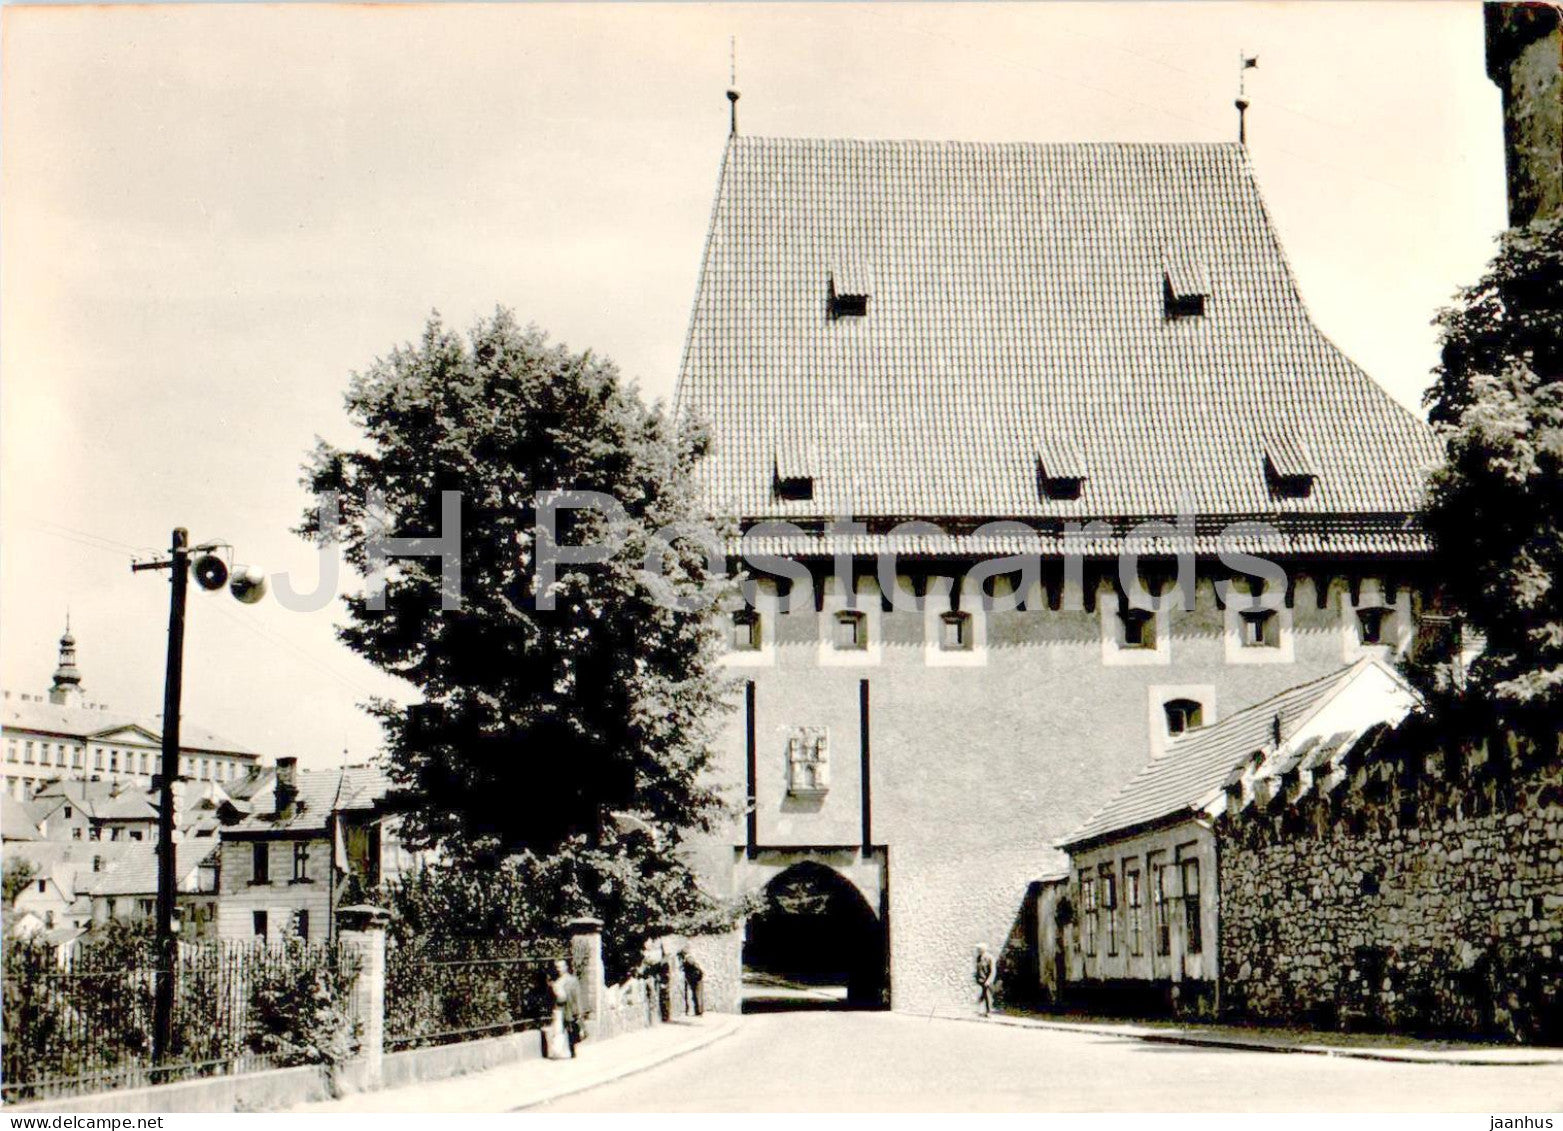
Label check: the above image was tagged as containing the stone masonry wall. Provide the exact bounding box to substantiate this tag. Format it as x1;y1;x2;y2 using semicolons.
1221;722;1563;1042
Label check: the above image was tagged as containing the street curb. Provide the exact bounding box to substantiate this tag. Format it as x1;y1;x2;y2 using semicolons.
933;1011;1563;1068
507;1016;740;1110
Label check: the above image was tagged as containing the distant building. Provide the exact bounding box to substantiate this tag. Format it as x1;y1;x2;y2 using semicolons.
215;759;425;944
2;622;260;799
1053;660;1416;1014
85;843;219;938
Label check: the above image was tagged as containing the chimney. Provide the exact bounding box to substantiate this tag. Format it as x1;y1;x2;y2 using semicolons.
275;757;299;818
1486;2;1563;227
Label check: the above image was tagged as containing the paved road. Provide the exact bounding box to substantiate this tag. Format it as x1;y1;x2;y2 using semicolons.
539;1011;1563;1112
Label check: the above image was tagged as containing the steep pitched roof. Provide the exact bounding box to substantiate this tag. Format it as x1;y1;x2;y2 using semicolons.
225;764;393;836
1058;661;1399;849
1;698;255;757
676;137;1438;540
2;794;43;840
85;844;216;897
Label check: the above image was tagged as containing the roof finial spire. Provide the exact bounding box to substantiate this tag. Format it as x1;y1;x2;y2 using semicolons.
726;35;741;137
1236;52;1258;145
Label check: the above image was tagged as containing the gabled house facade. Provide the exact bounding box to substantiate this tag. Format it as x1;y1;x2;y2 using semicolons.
215;759;421;944
674;131;1442;1011
1054;659;1417;1014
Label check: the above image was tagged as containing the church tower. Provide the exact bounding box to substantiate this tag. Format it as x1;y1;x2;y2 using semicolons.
48;617;84;707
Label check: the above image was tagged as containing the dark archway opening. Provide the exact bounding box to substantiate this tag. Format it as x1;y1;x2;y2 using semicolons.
742;862;888;1012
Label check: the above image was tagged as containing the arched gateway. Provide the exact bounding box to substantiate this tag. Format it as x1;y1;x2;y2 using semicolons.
742;860;889;1011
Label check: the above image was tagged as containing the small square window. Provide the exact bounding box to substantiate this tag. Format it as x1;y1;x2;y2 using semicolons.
1240;609;1279;648
775;475;815;502
834;609;868;651
1120;608;1155;649
939;611;972;651
732;609;761;652
1163;698;1203;736
1357;606;1390;646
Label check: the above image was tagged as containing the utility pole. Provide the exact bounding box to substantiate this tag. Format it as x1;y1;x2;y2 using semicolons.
133;527;190;1070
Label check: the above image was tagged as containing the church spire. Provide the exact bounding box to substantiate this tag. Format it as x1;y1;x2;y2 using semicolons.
49;616;83;706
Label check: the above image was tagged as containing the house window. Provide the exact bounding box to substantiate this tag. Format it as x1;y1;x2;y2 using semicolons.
140;753;150;775
1163;698;1203;737
296;910;310;939
833;609;868;651
138;899;154;918
45;911;55;929
24;742;34;765
1125;866;1143;956
55;745;66;767
1080;874;1097;956
110;828;123;842
91;855;102;873
36;879;47;894
939;611;973;651
1151;856;1171;957
732;609;761;652
293;842;309;882
1180;856;1203;955
252;843;270;884
1357;605;1390;646
5;743;14;763
1119;608;1154;649
106;898;117;917
63;806;73;820
1240;609;1278;648
72;749;83;769
253;910;268;940
89;828;102;842
785;728;829;795
109;751;118;773
94;748;103;771
71;828;82;841
1100;866;1119;956
129;830;143;841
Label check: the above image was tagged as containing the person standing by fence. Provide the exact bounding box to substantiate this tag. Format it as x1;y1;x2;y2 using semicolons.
546;959;583;1059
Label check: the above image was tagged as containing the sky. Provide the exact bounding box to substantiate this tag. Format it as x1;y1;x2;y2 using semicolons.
1;2;1508;770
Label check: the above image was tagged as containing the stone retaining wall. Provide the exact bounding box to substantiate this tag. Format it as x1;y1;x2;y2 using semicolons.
1220;721;1563;1042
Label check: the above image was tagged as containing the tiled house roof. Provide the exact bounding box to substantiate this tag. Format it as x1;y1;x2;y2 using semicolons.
225;765;392;836
1058;662;1375;849
676;137;1439;547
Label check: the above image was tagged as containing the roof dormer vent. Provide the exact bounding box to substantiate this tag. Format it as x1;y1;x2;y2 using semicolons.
827;263;871;320
1036;435;1087;500
1162;249;1208;320
774;438;817;502
1263;431;1317;499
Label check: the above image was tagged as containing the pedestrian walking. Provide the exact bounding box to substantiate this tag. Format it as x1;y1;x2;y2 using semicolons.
974;943;996;1017
681;950;705;1016
545;959;584;1059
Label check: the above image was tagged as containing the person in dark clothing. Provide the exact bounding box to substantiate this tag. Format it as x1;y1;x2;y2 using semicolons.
974;943;996;1017
681;951;705;1016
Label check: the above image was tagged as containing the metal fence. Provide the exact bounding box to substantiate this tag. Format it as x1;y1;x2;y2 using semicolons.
383;938;564;1051
2;937;358;1105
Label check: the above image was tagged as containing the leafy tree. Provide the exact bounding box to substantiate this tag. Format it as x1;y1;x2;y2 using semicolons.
1422;219;1563;713
304;311;736;951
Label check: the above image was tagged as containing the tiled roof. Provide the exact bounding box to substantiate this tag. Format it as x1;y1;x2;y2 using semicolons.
1;698;255;756
1058;663;1366;849
3;794;43;839
86;843;216;897
226;764;392;836
676;137;1439;534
